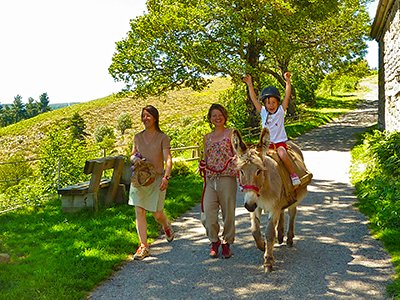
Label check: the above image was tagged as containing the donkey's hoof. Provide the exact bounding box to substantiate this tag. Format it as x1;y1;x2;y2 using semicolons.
264;265;274;273
287;239;293;247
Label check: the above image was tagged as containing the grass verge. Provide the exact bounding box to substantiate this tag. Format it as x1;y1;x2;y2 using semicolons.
350;129;400;299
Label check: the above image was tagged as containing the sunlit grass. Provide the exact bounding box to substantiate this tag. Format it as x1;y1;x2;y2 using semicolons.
0;174;202;300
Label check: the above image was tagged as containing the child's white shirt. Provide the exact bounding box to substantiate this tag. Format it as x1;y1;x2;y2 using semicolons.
260;105;288;143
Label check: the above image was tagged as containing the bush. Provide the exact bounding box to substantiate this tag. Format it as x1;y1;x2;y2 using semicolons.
117;113;133;135
350;130;400;229
94;125;116;155
39;125;91;192
0;154;33;193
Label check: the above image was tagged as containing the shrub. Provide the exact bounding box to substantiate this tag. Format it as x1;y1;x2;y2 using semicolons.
94;125;116;156
0;154;33;192
350;130;400;229
117;113;133;135
39;125;90;192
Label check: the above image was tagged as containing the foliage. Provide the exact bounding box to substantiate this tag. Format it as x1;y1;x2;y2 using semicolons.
350;130;400;229
94;125;116;156
38;125;90;193
164;117;209;151
67;112;88;140
117;113;133;135
350;129;400;298
220;84;256;129
0;93;51;128
318;59;372;96
1;179;49;212
0;154;33;193
170;160;195;177
109;0;370;113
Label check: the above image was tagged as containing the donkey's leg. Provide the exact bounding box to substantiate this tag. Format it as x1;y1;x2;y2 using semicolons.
264;212;279;272
251;207;265;251
277;210;285;244
287;206;297;247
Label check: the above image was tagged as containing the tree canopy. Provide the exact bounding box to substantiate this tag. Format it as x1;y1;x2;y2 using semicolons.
109;0;371;110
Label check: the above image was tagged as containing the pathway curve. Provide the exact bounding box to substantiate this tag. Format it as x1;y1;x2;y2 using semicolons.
89;82;395;299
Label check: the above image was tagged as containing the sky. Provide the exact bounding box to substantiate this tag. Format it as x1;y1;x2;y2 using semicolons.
0;0;379;105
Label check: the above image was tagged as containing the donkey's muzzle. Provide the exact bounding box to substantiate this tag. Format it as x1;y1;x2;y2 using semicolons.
245;202;257;212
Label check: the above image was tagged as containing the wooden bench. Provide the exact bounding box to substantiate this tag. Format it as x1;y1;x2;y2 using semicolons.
58;155;128;212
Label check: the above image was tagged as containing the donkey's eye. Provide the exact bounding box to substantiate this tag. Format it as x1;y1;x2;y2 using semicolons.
240;170;245;176
256;169;262;176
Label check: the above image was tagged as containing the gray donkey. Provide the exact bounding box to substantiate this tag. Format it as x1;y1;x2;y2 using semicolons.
231;128;312;272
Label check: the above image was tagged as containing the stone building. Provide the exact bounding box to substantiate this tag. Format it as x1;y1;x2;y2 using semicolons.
371;0;400;132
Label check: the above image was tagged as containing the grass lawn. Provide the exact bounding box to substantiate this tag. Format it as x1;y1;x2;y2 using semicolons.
0;174;203;300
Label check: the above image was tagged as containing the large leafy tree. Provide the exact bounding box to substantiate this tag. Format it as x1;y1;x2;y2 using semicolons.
110;0;370;119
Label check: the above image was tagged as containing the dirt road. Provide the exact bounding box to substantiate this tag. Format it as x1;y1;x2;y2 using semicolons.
89;82;395;299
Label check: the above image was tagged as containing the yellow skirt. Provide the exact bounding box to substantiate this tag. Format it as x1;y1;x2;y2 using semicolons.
128;176;166;212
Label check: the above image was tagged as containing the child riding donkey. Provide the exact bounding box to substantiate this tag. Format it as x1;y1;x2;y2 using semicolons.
242;72;302;188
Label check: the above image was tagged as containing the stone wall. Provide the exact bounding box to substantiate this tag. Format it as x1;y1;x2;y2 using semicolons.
379;0;400;132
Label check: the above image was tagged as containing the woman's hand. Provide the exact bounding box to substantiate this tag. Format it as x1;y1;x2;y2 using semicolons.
160;176;169;191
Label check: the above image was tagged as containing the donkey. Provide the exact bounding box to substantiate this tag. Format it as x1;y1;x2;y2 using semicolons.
231;128;312;272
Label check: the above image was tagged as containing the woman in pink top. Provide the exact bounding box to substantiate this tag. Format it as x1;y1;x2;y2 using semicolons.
129;105;174;260
201;103;237;259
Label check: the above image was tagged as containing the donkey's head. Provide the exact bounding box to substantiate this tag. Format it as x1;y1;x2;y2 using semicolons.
231;128;271;212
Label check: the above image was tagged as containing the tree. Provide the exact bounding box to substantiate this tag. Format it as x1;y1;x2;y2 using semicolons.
11;95;26;123
38;93;51;113
1;105;13;127
39;125;88;192
117;113;133;135
67;112;88;140
109;0;370;123
94;125;116;156
25;97;40;118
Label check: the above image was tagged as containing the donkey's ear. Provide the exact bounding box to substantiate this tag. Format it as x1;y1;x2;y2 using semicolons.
257;128;270;157
231;129;247;155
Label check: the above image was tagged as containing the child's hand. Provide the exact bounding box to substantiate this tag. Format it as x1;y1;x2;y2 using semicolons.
284;72;291;81
242;74;252;85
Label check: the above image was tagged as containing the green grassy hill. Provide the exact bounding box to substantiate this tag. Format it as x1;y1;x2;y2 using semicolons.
0;77;232;161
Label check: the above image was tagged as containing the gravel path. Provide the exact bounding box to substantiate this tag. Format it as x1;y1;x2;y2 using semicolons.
89;83;395;299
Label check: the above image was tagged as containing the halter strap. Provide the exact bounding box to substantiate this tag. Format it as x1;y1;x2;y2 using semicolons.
239;184;260;196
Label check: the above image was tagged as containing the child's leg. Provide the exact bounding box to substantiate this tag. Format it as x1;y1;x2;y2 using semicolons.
277;146;296;174
277;146;301;186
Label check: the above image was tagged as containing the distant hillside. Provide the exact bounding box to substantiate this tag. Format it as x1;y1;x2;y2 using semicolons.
0;77;232;161
49;102;81;110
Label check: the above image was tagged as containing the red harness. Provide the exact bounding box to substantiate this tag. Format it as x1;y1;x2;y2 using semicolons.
239;184;260;196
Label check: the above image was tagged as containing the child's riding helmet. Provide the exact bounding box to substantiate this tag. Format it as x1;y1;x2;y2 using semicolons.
260;86;281;102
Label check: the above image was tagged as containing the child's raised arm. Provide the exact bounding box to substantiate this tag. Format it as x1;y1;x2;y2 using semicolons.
242;75;262;113
282;72;292;112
